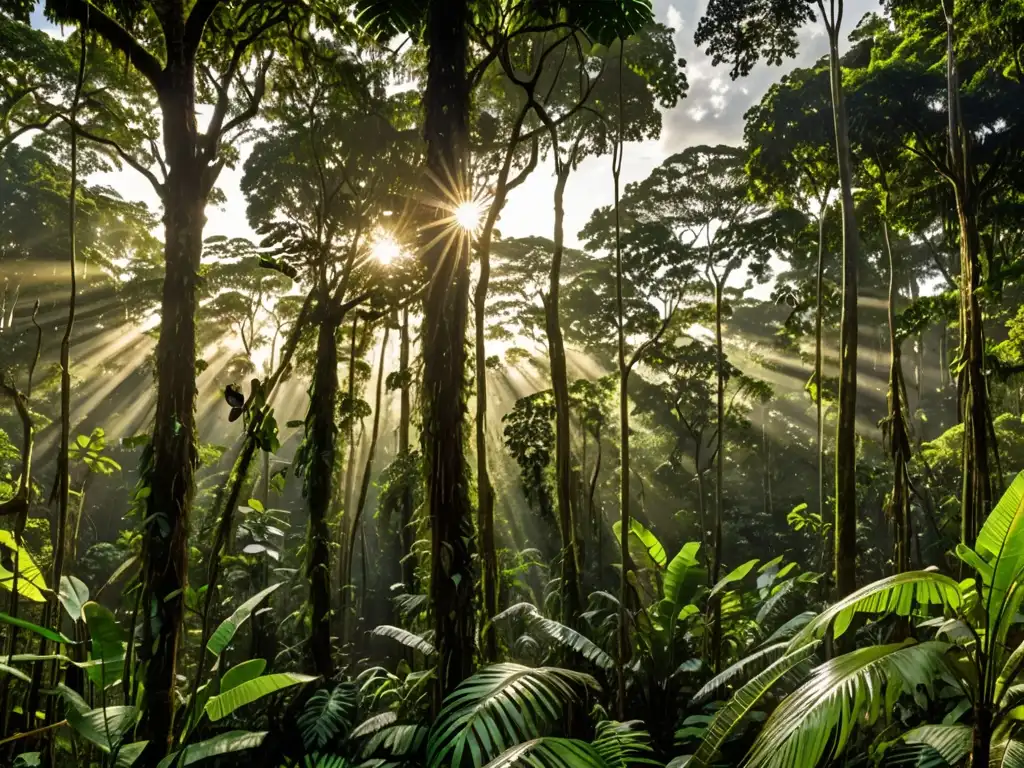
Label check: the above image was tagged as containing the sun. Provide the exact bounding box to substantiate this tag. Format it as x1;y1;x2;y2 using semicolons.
454;200;483;233
371;232;404;265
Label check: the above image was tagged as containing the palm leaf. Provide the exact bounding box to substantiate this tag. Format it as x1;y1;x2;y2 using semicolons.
371;624;436;656
480;738;624;768
744;641;950;768
352;0;423;40
991;739;1024;768
692;642;788;705
592;720;660;767
709;559;760;599
757;611;817;649
361;723;428;760
493;603;613;670
689;642;819;768
426;663;597;768
83;601;124;689
204;672;316;721
350;711;398;740
299;683;356;751
789;571;961;649
155;730;268;768
893;724;972;767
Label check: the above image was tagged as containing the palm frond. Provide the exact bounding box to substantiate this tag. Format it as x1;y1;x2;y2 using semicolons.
689;642;819;768
426;663;597;768
991;739;1024;768
494;603;614;670
350;711;398;740
895;724;971;767
370;625;436;656
744;641;951;768
790;572;961;649
757;611;817;649
299;683;357;751
692;642;787;705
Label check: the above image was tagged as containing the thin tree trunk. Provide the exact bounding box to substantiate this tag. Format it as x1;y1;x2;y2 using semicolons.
547;162;583;627
338;315;359;640
398;307;416;590
589;426;603;577
343;322;391;643
423;0;474;711
712;276;726;671
881;195;912;575
826;24;861;602
815;205;829;599
306;305;338;678
475;104;532;662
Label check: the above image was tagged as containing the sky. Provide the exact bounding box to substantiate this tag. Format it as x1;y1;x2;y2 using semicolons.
35;0;881;249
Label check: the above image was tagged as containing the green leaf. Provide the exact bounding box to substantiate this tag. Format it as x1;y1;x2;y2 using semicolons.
115;741;148;767
156;731;268;768
744;641;950;768
66;705;136;752
0;611;71;645
220;658;267;693
895;724;971;767
83;601;124;689
58;576;90;622
692;642;788;705
207;583;282;656
204;673;316;721
492;604;614;670
689;643;819;768
427;664;598;768
0;531;48;602
370;624;436;656
709;559;760;599
973;472;1024;640
789;571;962;649
299;683;356;751
612;519;667;568
664;542;702;606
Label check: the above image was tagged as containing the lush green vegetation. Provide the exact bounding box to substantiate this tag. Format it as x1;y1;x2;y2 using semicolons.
1;0;1024;766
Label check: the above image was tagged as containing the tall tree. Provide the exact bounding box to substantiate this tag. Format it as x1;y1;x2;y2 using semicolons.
697;0;864;600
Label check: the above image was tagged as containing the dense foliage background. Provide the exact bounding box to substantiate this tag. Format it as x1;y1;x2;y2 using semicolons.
1;0;1023;766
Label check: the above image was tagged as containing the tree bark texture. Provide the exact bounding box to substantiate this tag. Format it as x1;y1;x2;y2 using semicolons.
423;0;475;710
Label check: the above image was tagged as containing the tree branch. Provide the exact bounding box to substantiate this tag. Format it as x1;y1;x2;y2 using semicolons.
71;121;166;199
183;0;222;56
56;0;163;87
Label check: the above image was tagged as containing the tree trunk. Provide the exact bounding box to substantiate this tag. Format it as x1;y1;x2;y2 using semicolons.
139;65;204;754
712;277;726;671
306;306;338;678
942;10;993;545
398;307;416;591
589;427;603;578
826;28;861;601
338;315;359;641
815;205;829;599
882;202;912;575
546;165;583;626
343;322;391;644
423;0;474;711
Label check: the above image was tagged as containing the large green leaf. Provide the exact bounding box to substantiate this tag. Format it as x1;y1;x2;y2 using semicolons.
155;730;268;768
220;658;267;693
204;672;316;721
789;571;962;649
299;683;356;751
66;705;137;753
426;664;598;768
83;601;124;689
370;624;436;656
744;641;950;768
974;473;1024;639
353;0;422;40
0;530;48;602
663;542;702;606
58;575;89;621
709;559;760;599
612;519;667;568
493;603;614;670
207;583;282;656
689;642;819;768
567;0;655;46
